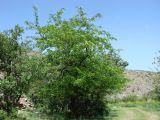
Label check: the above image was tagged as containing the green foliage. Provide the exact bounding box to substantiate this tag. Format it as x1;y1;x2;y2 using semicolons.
153;51;160;101
26;7;128;118
27;56;52;107
121;95;139;102
0;110;7;120
154;85;160;100
0;25;32;117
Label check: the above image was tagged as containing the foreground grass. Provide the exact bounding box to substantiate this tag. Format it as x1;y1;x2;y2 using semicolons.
18;110;64;120
17;101;160;120
108;101;160;120
18;110;106;120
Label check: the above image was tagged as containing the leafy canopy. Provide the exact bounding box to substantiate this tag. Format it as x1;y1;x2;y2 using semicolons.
26;7;128;118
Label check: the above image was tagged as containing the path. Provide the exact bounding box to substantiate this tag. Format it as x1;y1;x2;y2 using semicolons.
112;107;160;120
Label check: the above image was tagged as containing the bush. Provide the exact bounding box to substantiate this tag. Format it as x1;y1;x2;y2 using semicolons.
121;95;139;102
154;87;160;100
153;51;160;101
0;25;31;116
0;110;7;120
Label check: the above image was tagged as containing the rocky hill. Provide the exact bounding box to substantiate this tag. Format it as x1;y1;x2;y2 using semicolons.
116;70;156;98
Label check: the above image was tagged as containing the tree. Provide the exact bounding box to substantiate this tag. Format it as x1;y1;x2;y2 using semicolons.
26;7;128;118
153;51;160;100
0;25;31;117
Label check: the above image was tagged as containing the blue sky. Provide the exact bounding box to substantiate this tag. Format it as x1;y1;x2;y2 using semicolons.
1;0;160;70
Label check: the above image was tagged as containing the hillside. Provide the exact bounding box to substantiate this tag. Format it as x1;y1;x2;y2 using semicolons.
117;70;156;98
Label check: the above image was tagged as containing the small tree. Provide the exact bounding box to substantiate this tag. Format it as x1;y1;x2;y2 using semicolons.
0;25;31;117
27;7;128;118
153;51;160;100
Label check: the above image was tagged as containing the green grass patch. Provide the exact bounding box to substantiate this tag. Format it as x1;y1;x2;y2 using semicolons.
108;101;160;120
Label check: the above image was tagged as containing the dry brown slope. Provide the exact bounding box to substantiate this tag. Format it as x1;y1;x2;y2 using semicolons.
117;70;156;98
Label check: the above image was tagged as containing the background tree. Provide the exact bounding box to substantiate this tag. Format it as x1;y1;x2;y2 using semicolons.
26;7;128;118
153;51;160;100
0;25;32;118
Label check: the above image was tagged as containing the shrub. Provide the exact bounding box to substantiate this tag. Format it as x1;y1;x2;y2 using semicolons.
121;95;139;102
0;110;7;120
153;51;160;101
0;25;31;117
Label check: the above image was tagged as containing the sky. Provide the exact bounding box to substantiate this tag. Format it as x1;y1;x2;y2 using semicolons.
0;0;160;71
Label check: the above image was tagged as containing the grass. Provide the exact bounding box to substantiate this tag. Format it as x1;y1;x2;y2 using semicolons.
18;110;65;120
17;101;160;120
107;101;160;120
